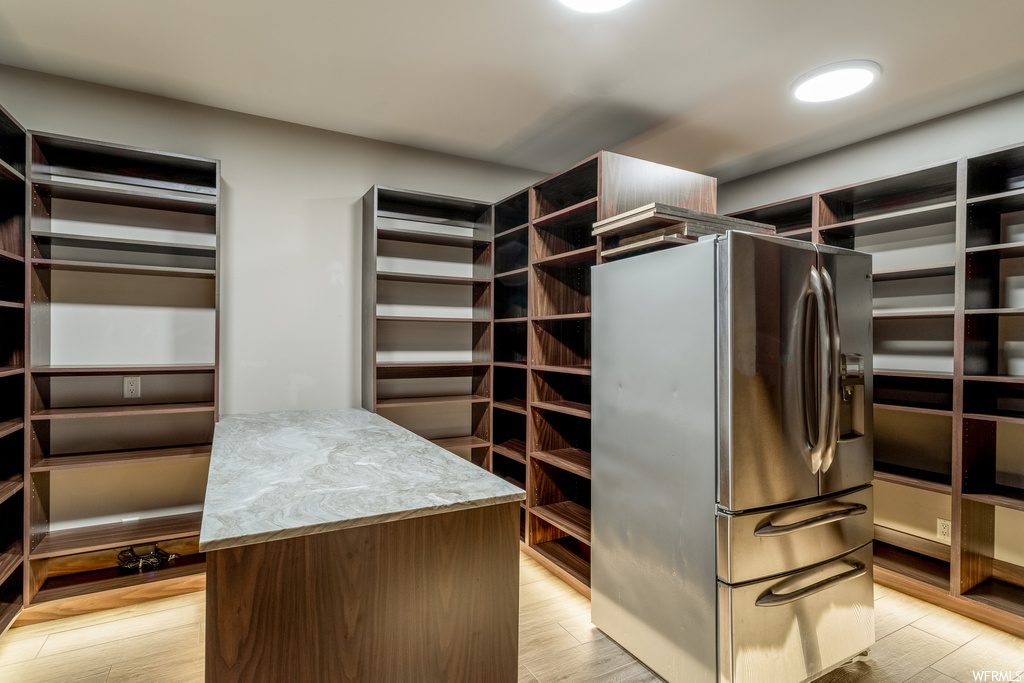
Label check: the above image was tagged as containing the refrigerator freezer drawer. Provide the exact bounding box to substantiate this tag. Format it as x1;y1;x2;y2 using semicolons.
717;486;872;585
718;543;874;683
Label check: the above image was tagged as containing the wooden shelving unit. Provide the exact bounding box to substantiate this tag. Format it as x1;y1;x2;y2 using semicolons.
493;151;717;595
362;186;494;469
19;131;219;624
730;142;1024;637
361;155;715;596
0;101;25;638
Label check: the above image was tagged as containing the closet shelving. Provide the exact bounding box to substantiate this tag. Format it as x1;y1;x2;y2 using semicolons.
730;143;1024;634
21;131;219;622
362;186;494;467
0;102;25;636
491;151;716;594
363;154;716;596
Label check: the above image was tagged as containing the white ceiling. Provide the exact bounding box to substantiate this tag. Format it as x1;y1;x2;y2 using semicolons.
1;0;1023;181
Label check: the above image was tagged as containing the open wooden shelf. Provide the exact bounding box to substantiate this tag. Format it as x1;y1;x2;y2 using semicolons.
965;308;1024;317
967;186;1024;207
873;464;952;494
532;400;591;419
874;541;950;591
493;358;528;368
495;223;528;240
531;448;591;480
0;248;24;263
30;364;214;375
532;196;599;228
532;500;591;545
963;413;1024;425
531;364;591;376
33;177;217;215
966;241;1024;259
963;485;1024;513
429;435;490;449
533;246;597;267
32;553;206;605
494;267;528;279
0;300;24;309
530;539;590;587
0;156;24;183
963;375;1024;384
0;475;23;506
30;444;213;472
0;418;23;439
376;361;490;370
0;540;22;586
376;224;490;248
0;366;22;379
375;394;489;408
375;271;489;285
873;308;955;319
534;313;591;321
493;438;527;463
872;263;957;281
30;511;203;559
963;579;1024;619
493;398;527;414
875;370;954;380
375;315;491;323
874;402;953;417
31;401;215;420
31;230;214;253
820;201;957;236
0;597;22;635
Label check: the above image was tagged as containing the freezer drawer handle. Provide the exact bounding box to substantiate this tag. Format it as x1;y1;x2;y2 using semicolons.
753;503;868;537
755;561;867;608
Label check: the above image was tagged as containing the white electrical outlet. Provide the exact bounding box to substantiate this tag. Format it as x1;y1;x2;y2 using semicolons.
937;517;951;542
123;376;141;399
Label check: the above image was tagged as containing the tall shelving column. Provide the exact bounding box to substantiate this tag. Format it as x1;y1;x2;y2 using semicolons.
519;152;717;595
362;186;494;467
729;152;1024;637
23;133;219;623
0;103;26;636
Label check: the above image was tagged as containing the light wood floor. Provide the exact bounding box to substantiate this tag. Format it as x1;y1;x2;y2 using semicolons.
0;553;1021;682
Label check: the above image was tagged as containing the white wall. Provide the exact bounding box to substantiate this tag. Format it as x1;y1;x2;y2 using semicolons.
718;91;1024;214
0;65;544;415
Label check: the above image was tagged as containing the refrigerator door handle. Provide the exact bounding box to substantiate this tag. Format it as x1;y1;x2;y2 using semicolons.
754;561;867;608
805;268;831;474
752;503;868;537
820;266;842;473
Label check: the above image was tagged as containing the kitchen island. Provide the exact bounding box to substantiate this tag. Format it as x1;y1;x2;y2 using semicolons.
199;409;525;683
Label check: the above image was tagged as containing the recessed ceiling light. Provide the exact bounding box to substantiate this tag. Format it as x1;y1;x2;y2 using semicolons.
559;0;633;12
792;60;881;103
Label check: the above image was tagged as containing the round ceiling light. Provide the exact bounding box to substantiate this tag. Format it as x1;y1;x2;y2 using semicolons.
558;0;633;12
792;60;881;103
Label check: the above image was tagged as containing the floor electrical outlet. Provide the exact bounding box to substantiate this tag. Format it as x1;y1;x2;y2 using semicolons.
123;376;141;399
937;517;951;542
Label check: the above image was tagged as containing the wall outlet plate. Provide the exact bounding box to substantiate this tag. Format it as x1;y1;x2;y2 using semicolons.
123;376;141;399
937;517;951;543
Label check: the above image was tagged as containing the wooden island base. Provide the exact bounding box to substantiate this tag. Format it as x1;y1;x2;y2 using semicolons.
206;501;520;683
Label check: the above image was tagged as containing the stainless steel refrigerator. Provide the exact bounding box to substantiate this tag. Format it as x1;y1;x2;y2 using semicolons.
592;231;875;683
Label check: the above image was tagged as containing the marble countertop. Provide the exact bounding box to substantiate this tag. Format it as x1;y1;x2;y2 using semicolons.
198;409;525;552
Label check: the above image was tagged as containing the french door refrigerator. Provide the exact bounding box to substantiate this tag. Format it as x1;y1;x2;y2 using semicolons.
592;231;874;683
